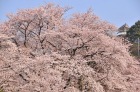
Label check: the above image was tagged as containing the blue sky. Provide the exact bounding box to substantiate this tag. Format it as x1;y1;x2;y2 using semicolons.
0;0;140;27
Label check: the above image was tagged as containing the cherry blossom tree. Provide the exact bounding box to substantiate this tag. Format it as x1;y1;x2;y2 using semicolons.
6;3;69;48
53;8;117;58
0;3;140;92
69;8;116;32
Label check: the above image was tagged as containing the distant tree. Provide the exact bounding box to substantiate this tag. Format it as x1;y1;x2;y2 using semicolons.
127;20;140;42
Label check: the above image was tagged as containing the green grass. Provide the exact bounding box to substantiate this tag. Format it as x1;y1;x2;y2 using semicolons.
0;89;4;92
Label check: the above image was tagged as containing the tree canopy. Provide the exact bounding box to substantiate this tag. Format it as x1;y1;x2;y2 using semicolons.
127;20;140;42
0;3;140;92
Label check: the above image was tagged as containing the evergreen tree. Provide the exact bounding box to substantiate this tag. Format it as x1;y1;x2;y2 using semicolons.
127;20;140;42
